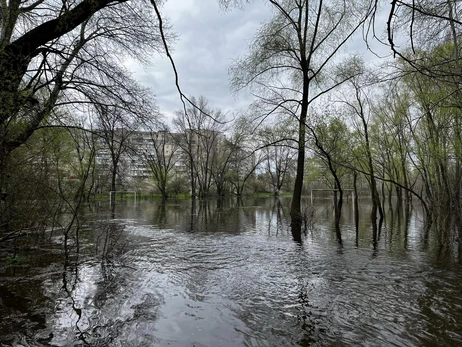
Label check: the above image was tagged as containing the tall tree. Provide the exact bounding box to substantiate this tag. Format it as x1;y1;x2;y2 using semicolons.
343;73;384;222
308;112;351;229
380;0;462;79
231;0;371;227
226;116;266;197
371;84;413;205
401;49;462;208
228;147;264;197
211;130;244;197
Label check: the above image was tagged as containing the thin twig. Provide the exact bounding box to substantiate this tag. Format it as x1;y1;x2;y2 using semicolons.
150;0;228;124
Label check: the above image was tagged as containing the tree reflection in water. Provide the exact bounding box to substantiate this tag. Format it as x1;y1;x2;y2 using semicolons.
1;198;462;346
49;220;150;346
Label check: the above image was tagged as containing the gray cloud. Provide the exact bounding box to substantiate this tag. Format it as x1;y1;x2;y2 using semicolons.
128;1;392;124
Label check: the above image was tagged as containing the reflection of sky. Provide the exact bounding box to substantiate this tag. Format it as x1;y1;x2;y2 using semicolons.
46;261;169;346
47;265;101;345
8;199;461;346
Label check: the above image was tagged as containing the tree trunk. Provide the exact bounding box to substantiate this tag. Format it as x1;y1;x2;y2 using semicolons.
360;113;383;222
190;156;196;200
290;68;309;227
353;171;359;246
332;174;343;232
110;167;117;205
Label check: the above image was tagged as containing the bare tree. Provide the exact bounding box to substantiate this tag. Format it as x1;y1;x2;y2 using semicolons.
228;147;265;197
211;138;239;197
226;116;266;197
377;0;462;76
0;0;164;182
96;104;143;203
257;120;297;196
144;129;180;200
172;96;227;199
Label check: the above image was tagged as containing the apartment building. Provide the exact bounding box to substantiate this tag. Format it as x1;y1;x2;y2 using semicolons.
95;128;226;185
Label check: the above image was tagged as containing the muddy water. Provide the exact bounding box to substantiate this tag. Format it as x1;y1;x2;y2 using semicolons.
1;198;462;346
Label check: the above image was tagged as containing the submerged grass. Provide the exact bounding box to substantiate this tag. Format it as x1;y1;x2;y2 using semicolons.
4;256;28;264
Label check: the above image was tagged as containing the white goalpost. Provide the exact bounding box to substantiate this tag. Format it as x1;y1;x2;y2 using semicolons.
310;188;355;204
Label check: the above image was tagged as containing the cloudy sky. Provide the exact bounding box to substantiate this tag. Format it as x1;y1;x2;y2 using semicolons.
130;0;391;122
128;1;271;119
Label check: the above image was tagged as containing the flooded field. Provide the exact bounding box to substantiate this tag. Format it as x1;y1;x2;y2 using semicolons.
1;198;461;346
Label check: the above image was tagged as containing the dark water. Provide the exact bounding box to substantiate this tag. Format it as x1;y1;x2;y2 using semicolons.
1;198;462;346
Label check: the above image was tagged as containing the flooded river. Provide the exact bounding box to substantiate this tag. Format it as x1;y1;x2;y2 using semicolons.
1;198;462;346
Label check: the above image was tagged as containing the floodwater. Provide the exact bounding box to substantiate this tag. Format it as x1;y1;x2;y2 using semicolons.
1;198;462;346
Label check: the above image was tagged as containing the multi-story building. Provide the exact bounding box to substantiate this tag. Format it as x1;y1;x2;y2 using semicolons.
94;129;227;191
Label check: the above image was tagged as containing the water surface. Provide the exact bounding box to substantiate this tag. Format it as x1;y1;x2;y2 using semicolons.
1;198;461;346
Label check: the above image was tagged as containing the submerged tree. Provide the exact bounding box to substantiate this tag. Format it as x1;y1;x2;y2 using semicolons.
211;118;248;197
226;117;265;197
399;44;462;209
231;0;371;227
258;120;297;196
370;84;413;205
308;112;351;230
173;96;227;199
0;117;97;239
343;73;384;223
145;130;180;200
95;105;139;203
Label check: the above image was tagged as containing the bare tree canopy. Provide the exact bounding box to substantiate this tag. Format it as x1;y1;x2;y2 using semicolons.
0;0;166;171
